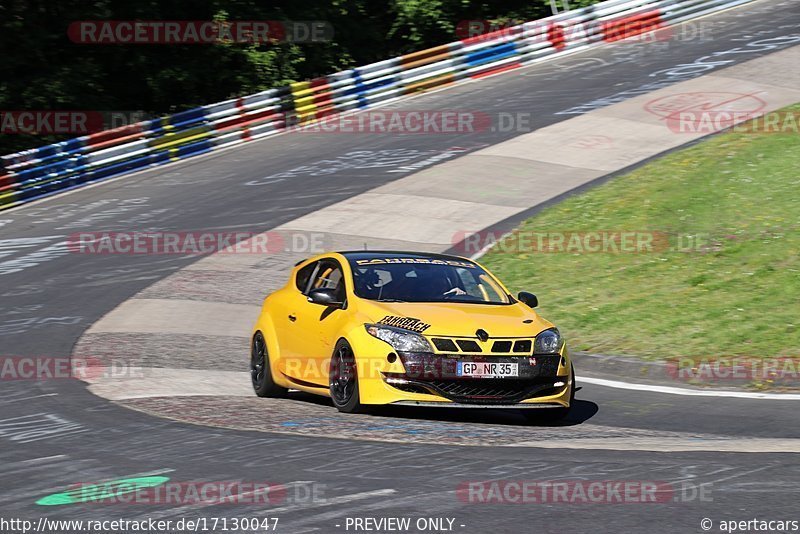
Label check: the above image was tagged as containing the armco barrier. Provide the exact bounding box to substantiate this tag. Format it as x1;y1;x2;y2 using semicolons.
0;0;756;211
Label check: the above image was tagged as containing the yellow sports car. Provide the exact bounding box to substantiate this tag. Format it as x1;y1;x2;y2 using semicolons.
250;251;575;421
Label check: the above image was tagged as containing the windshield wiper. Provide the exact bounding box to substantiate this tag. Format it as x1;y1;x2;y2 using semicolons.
376;298;407;302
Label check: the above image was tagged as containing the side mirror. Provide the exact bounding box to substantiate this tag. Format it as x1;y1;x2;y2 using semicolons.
517;291;538;308
307;287;343;307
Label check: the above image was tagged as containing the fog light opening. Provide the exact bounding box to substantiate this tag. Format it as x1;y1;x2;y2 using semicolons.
387;353;397;363
385;376;408;385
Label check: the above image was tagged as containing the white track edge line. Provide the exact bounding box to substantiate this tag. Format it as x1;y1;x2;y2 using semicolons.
580;375;800;400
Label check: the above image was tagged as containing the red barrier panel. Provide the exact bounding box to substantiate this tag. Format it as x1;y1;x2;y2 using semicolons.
471;62;522;79
602;9;663;42
86;123;146;149
214;109;285;132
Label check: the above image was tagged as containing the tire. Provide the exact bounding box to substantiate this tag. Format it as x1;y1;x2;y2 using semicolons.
250;332;287;398
523;364;575;424
329;339;369;414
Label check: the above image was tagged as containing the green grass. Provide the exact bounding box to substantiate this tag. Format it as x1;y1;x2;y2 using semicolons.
482;104;800;361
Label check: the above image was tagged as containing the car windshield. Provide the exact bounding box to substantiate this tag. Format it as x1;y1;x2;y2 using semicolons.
349;258;510;304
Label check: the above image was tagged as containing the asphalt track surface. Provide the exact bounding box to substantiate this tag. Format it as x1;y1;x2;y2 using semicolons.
2;2;800;532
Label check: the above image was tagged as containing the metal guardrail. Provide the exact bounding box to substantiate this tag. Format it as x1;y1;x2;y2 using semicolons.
0;0;756;211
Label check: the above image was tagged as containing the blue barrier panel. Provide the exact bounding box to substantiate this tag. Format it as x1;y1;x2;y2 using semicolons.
144;118;169;137
89;152;156;181
162;109;210;133
176;139;214;158
351;71;369;108
465;42;519;67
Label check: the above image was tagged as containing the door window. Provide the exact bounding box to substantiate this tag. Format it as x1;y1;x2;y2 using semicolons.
308;259;346;301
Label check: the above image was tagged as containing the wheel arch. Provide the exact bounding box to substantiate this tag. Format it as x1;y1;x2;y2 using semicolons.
252;313;289;388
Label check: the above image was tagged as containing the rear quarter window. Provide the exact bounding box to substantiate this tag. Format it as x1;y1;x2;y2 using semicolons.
295;262;317;293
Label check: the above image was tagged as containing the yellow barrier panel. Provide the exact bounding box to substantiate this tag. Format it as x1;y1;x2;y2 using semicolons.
0;189;18;210
147;126;212;150
404;73;456;94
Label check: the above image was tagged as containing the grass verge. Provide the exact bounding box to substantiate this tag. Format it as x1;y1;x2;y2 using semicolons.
481;104;800;361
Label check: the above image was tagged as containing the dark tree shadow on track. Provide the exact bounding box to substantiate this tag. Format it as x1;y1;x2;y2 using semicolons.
376;399;599;427
550;400;599;426
284;390;599;427
286;390;335;406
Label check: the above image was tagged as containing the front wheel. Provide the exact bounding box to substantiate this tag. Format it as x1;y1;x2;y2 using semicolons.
329;340;369;414
251;332;287;398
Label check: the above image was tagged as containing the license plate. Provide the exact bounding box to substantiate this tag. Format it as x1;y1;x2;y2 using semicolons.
457;362;518;378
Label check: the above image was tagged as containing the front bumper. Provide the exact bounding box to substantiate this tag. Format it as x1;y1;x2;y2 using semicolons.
390;401;565;409
381;351;570;405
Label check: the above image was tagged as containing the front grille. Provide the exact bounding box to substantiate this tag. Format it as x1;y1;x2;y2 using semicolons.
513;340;532;353
386;374;565;404
456;340;482;352
428;337;535;354
431;379;555;400
431;338;458;352
491;340;512;352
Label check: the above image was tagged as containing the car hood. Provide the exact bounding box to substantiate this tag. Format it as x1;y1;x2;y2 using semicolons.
359;300;553;338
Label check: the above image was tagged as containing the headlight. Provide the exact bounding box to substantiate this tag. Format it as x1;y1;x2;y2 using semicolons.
534;328;563;354
365;324;433;353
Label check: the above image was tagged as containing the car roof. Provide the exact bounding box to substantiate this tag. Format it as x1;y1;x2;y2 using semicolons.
336;250;473;263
